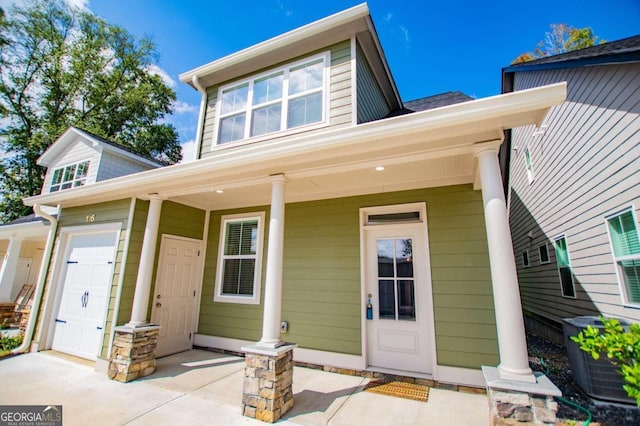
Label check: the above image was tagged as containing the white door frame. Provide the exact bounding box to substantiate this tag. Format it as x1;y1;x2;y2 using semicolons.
42;222;121;353
359;202;437;375
150;234;203;356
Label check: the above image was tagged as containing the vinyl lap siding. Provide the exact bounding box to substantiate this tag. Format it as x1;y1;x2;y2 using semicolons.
356;43;391;123
509;63;640;326
199;41;352;159
198;185;497;368
95;152;156;181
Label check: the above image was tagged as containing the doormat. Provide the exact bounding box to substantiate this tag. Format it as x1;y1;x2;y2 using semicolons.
363;380;430;402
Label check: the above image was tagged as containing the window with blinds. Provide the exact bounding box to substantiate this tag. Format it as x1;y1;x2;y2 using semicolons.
215;213;264;304
554;236;575;298
607;210;640;304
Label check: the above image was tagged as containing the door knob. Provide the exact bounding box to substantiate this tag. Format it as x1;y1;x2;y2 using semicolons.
156;302;162;307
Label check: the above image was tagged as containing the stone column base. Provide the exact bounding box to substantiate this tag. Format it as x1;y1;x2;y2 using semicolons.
482;366;561;425
108;325;159;383
241;344;297;423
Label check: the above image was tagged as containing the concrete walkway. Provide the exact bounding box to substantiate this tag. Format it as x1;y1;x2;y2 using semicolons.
0;350;489;425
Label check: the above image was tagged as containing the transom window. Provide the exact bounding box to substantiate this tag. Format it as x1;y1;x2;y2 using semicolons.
50;161;89;192
214;213;265;304
215;52;328;145
554;236;575;298
607;209;640;304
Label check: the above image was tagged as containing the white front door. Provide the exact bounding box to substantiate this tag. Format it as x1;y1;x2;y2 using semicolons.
52;232;117;360
151;235;202;357
365;224;432;374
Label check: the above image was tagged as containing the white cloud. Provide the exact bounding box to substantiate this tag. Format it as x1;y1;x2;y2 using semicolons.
173;100;197;114
276;0;293;17
383;13;393;22
180;139;197;163
147;64;176;88
399;26;410;43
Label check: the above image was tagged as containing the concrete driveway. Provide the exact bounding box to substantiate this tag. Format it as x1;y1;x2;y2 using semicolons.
0;350;489;425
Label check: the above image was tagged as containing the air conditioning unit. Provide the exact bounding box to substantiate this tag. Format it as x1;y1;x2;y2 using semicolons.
562;316;635;404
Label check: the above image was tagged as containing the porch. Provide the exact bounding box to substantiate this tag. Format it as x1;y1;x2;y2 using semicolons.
0;349;488;425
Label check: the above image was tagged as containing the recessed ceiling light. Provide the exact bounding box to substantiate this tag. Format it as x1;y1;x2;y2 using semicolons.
375;166;385;171
215;189;224;194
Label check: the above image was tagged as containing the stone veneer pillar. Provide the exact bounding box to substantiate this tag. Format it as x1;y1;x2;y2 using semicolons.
483;367;561;425
241;344;296;423
108;325;160;383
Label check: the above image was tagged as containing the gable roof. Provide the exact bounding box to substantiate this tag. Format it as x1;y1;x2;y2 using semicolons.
37;126;165;168
387;91;473;117
179;3;401;111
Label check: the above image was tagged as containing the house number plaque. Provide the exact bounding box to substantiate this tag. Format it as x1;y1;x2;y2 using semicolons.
85;214;96;223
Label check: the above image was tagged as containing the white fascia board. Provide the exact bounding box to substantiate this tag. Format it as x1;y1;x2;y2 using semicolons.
23;82;566;208
178;3;369;84
36;127;80;166
0;221;49;239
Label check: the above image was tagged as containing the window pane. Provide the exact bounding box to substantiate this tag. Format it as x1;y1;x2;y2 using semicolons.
76;161;89;179
396;239;413;278
240;221;258;255
253;73;283;105
609;212;640;257
287;92;322;128
378;280;395;319
397;280;416;321
289;60;323;95
61;182;72;190
219;113;246;144
554;238;569;267
621;259;640;303
220;84;248;115
50;185;60;192
73;180;85;187
225;222;242;255
377;239;394;278
222;259;255;296
63;165;76;183
560;266;575;297
52;169;63;185
251;104;282;137
539;244;549;263
368;212;420;224
522;251;530;267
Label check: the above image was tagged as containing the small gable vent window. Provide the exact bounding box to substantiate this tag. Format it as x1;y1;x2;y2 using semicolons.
50;161;89;192
607;209;640;304
215;52;328;145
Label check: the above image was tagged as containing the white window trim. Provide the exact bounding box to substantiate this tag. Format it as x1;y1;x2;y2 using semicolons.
214;212;265;305
538;242;550;264
49;160;90;192
211;51;330;148
524;147;534;184
522;250;530;268
553;234;576;299
604;206;640;308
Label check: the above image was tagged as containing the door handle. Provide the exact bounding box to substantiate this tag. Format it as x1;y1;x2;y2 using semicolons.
55;318;67;324
81;291;89;308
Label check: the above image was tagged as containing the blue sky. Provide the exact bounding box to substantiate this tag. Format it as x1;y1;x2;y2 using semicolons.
2;0;639;161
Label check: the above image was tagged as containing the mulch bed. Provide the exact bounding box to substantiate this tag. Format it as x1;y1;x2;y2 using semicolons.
527;332;640;426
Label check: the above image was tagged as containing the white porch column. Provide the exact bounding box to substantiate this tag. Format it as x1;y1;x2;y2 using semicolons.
0;238;24;302
258;175;287;348
473;142;535;383
128;195;164;326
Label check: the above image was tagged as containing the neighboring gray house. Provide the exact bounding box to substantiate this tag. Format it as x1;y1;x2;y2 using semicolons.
501;35;640;342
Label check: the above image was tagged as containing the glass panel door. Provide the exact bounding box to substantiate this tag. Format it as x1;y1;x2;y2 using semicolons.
376;238;416;321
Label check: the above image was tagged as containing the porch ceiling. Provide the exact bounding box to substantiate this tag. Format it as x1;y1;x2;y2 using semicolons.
23;83;567;211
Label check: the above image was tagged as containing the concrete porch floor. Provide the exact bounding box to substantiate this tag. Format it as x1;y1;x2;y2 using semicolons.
0;349;489;425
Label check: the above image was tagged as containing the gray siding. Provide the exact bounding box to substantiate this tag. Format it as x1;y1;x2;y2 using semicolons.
199;41;353;159
96;152;156;181
356;43;391;123
508;62;640;326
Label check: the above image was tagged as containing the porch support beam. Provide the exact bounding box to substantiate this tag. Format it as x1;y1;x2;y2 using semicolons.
473;141;535;383
258;174;287;348
0;237;24;302
128;195;164;326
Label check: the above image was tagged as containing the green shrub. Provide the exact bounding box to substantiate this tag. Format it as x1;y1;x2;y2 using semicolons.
0;333;23;354
571;317;640;406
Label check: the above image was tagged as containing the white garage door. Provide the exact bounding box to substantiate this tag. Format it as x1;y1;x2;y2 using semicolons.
52;231;118;360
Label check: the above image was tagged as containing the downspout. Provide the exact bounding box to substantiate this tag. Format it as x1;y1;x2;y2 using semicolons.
12;204;59;354
192;75;207;161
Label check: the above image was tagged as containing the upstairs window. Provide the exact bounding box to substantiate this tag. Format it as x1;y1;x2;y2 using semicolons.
607;209;640;304
554;235;575;298
215;52;328;145
50;161;89;192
